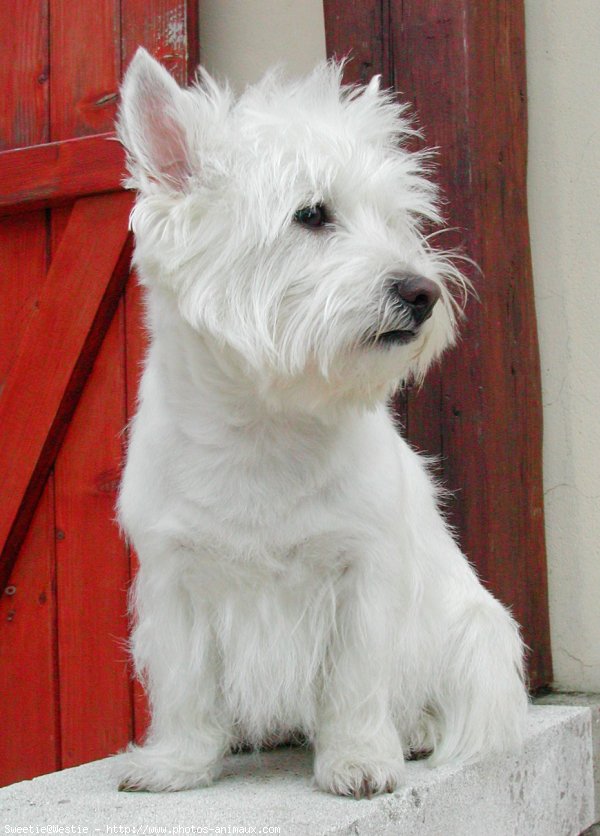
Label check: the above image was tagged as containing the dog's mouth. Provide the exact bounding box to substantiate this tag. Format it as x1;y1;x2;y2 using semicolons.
372;329;418;347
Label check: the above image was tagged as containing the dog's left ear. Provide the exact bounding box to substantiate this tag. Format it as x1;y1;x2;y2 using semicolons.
364;75;381;97
118;47;192;191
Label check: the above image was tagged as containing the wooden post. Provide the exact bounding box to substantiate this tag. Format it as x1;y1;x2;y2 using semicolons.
323;0;552;688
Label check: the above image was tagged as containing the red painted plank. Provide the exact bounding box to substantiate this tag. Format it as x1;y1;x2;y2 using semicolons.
388;1;551;688
0;192;133;592
0;219;56;780
323;0;391;87
0;482;59;786
0;0;58;789
55;307;132;768
121;0;200;83
48;0;131;768
0;213;50;389
47;0;121;267
0;0;48;151
0;0;199;786
50;0;121;139
0;0;51;426
0;134;125;216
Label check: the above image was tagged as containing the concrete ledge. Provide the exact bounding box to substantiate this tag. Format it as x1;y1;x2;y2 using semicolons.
535;692;600;824
0;707;595;836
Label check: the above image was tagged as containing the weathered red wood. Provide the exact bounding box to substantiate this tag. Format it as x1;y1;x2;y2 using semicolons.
0;0;199;787
0;192;133;592
0;0;48;151
55;307;132;767
0;484;59;784
48;0;132;769
121;0;199;83
50;0;120;138
323;0;391;86
0;213;49;388
323;0;552;688
0;134;125;215
0;0;51;446
391;0;550;689
0;0;59;789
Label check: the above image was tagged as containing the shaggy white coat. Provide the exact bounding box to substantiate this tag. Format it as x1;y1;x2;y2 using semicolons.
115;48;527;797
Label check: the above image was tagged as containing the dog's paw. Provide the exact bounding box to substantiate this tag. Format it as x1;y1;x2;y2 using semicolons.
314;751;405;798
114;744;222;792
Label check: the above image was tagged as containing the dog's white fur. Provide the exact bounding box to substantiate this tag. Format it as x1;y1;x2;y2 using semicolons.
115;48;527;797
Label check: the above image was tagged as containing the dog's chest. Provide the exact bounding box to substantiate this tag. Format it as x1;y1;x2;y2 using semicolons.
169;411;357;557
192;538;341;740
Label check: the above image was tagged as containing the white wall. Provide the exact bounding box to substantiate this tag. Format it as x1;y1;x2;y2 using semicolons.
525;0;600;691
199;0;326;92
198;0;600;692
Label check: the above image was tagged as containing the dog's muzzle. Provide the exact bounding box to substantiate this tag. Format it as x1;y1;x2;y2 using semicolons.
374;274;441;346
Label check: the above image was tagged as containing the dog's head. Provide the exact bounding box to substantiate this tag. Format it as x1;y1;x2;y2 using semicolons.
118;49;467;410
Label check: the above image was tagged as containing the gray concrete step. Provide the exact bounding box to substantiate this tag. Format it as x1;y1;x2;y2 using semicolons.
0;706;595;836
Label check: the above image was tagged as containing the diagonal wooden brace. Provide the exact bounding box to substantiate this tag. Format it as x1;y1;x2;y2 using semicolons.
0;191;134;590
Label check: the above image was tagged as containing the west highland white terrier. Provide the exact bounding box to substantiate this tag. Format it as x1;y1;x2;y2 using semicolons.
115;48;527;798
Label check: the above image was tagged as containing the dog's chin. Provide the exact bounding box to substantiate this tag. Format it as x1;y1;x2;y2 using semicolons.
259;326;434;415
263;348;411;416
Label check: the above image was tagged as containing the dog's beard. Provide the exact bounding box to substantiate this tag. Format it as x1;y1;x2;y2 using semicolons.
363;302;420;349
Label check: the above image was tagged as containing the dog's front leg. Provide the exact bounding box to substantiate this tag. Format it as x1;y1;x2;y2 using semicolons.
314;558;405;798
116;553;228;792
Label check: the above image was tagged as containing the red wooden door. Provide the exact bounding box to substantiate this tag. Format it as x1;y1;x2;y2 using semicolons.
0;1;198;787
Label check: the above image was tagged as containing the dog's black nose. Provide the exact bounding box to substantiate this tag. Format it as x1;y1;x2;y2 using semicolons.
391;275;441;326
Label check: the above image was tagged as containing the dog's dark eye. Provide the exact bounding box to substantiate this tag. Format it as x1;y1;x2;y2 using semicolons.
294;204;329;229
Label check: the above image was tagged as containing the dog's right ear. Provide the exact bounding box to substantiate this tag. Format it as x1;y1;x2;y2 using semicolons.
117;47;192;192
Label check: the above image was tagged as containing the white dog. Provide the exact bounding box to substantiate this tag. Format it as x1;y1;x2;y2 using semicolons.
115;48;527;798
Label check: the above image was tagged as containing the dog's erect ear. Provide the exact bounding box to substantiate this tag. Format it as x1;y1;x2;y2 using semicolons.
364;74;381;97
118;47;192;191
